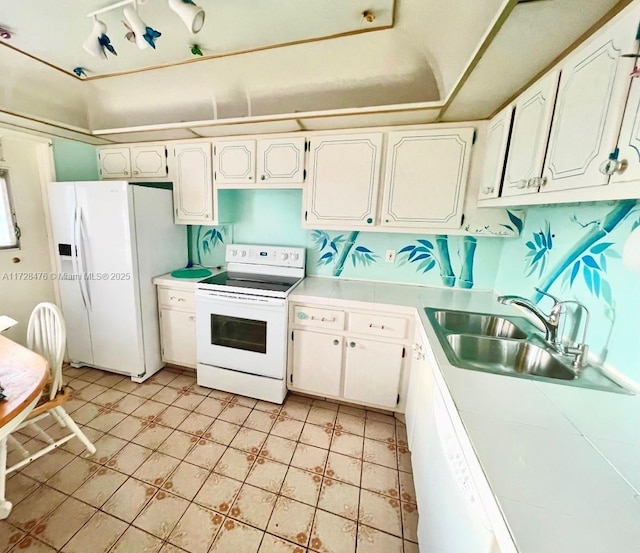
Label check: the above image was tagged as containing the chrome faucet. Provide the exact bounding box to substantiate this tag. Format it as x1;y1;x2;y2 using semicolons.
497;288;563;343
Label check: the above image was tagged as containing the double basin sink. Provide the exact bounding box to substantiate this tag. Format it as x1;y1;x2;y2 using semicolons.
425;308;628;394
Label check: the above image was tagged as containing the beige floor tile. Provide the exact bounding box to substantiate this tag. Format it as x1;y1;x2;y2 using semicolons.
244;410;276;433
194;472;243;513
338;404;367;418
261;435;296;465
133;451;181;487
356;525;404;553
361;462;400;499
132;400;166;421
209;519;264;553
66;427;104;456
330;431;364;459
63;511;128;553
397;445;412;473
401;502;418;543
94;373;126;388
72;467;127;507
46;456;99;494
5;473;39;506
306;406;337;427
404;539;419;553
86;409;128;433
174;391;207;411
1;526;26;553
232;395;259;409
245;458;288;493
131;382;164;399
254;400;282;414
215;447;255;481
311;399;340;412
183;438;226;470
281;467;322;506
271;417;305;441
10;537;56;552
149;370;180;386
157;405;191;428
266;496;315;547
158;430;197;459
92;388;127;407
325;452;362;487
365;411;396;424
207;419;241;445
163;461;208;500
103;477;155;523
8;485;66;531
396;424;408;448
107;442;153;475
291;443;328;474
76;369;107;383
364;420;396;444
310;509;357;553
133;489;189;540
194;397;226;418
107;414;144;441
230;483;277;530
75;383;109;402
91;434;127;465
358;490;403;538
399;471;416;504
167;374;197;389
21;448;75;482
177;412;214;436
113;378;141;394
230;427;269;453
132;423;173;449
158;544;186;553
335;413;365;436
280;399;312;422
299;423;333;450
218;404;252;425
35;496;95;549
110;526;163;553
151;386;181;405
362;438;396;469
168;502;223;553
258;534;308;553
318;478;360;521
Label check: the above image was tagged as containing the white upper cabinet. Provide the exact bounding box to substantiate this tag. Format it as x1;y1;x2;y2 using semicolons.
502;71;560;197
542;12;639;193
478;108;513;200
98;147;131;179
170;142;215;225
256;137;306;186
304;133;383;228
130;145;168;178
381;128;475;229
214;139;256;185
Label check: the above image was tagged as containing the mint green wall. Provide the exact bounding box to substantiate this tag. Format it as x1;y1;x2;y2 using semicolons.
51;138;99;181
494;200;640;381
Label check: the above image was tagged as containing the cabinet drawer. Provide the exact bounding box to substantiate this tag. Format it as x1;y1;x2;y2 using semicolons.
293;306;345;330
158;288;195;310
348;312;408;339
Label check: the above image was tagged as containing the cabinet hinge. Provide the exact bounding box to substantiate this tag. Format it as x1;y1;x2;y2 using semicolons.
636;21;640;40
305;140;309;152
214;171;217;179
291;331;294;341
461;214;465;226
396;393;400;405
402;347;406;358
472;130;477;144
214;146;216;155
98;168;102;175
304;211;308;221
303;169;307;181
609;147;620;161
290;374;293;383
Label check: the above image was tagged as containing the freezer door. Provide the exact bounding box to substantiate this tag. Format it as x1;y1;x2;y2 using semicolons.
75;181;145;375
46;182;93;365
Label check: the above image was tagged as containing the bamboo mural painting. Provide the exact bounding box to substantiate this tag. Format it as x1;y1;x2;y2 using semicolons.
310;230;377;276
190;224;231;266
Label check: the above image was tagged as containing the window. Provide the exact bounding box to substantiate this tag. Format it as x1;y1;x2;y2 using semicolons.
0;170;19;249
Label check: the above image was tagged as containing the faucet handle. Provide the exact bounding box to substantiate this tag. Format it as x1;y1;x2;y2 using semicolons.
535;287;560;304
535;288;564;323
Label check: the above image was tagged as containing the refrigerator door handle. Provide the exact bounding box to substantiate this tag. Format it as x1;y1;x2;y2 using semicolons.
72;205;88;310
74;206;92;310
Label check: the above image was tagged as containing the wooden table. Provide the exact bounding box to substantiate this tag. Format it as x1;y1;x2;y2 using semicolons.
0;335;48;519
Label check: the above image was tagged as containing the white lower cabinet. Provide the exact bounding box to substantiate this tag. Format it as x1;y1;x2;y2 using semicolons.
157;286;197;369
288;302;411;411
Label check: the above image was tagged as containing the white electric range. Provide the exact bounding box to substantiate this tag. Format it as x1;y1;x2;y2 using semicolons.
195;244;305;403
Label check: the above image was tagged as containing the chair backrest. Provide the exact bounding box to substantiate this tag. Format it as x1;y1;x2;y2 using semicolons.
27;302;66;400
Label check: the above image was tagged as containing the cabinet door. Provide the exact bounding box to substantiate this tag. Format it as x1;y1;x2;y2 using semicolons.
405;333;432;451
98;147;131;179
291;330;343;397
131;145;168;178
159;308;197;368
502;71;559;197
256;137;306;185
171;143;214;224
611;74;640;184
380;128;474;229
305;133;382;228
478;108;513;200
214;139;256;184
542;13;639;192
343;337;403;408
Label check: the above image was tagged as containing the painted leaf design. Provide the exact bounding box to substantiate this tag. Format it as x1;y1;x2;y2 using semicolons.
526;241;536;251
534;233;543;248
355;245;373;253
604;249;622;259
532;249;546;264
329;241;338;253
203;241;210;254
545;225;553;250
600;254;607;272
601;279;613;307
319;251;333;263
590;242;614;254
583;265;593;293
582;255;599;270
417;239;434;249
506;210;524;234
412;253;430;262
592;270;601;297
398;245;415;254
422;259;436;273
570;261;580;286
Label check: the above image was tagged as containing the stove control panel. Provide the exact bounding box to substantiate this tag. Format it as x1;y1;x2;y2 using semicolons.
226;244;305;269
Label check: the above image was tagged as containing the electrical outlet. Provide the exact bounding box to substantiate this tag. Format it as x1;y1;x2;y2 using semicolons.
385;249;396;263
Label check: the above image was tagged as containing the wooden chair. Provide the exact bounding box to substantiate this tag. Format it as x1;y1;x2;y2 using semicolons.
6;303;96;475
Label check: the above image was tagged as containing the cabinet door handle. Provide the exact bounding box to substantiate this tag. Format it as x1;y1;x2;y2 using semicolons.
170;296;186;302
133;170;139;175
188;315;196;321
261;174;267;180
599;158;628;176
349;341;356;348
482;186;494;195
528;176;547;188
512;179;528;189
333;339;339;345
369;323;385;329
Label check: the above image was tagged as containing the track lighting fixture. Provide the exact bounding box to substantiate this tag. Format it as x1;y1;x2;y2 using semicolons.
168;0;205;34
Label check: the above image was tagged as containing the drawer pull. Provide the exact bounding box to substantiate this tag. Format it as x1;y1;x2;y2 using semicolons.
369;323;385;329
333;339;339;345
188;315;196;321
170;296;186;302
311;316;335;322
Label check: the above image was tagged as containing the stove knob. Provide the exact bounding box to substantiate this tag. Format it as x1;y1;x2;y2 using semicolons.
240;251;247;257
230;249;238;256
291;253;299;261
281;253;289;260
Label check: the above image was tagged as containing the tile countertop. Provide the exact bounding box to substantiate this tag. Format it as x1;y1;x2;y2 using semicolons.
290;277;640;553
152;268;225;291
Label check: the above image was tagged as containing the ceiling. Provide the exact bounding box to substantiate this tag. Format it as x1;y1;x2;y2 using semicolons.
0;0;631;143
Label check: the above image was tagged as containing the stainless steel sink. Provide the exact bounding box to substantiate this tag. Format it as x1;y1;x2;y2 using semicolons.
432;310;529;339
446;334;576;380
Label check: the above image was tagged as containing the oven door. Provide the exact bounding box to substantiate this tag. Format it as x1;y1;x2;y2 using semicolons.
196;290;287;379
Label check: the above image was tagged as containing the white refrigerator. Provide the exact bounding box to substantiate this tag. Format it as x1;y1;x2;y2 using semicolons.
47;181;186;381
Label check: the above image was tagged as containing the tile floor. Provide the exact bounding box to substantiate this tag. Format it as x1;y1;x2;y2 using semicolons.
1;366;419;553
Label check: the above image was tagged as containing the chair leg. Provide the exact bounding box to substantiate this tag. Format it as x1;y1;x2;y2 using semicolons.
28;422;54;445
6;435;29;459
0;437;12;520
50;409;67;428
54;407;96;455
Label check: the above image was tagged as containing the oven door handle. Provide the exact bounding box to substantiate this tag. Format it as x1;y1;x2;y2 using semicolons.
196;291;285;307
